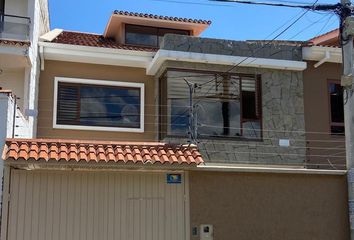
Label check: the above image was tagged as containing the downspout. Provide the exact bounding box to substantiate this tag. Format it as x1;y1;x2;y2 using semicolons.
11;95;16;138
314;50;331;68
39;45;44;70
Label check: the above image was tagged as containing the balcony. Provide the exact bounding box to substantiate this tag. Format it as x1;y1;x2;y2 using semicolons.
0;14;30;41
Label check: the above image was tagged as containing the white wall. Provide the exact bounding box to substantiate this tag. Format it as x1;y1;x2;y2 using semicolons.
26;0;50;138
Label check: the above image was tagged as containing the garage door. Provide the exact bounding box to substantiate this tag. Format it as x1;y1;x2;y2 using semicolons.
6;170;187;240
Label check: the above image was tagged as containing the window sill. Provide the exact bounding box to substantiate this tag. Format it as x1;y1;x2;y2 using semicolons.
53;123;144;133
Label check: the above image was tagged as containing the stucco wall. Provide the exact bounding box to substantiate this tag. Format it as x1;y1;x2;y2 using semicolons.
37;60;156;142
0;69;25;109
4;0;28;16
189;171;349;240
303;61;345;169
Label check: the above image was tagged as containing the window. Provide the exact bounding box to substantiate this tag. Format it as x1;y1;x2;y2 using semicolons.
125;24;190;47
328;80;344;135
54;78;144;132
160;71;262;140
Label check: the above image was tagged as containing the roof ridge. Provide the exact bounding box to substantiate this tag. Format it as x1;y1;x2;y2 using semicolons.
112;10;212;25
62;30;103;36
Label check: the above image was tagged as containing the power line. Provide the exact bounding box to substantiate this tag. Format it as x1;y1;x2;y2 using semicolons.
211;0;341;11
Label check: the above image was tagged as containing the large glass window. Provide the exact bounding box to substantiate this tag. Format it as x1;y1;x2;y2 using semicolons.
125;24;190;47
161;71;262;140
328;81;344;135
55;78;144;132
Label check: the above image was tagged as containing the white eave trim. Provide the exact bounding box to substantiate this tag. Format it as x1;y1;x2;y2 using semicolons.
303;46;342;64
197;163;347;175
38;42;154;68
38;42;308;73
147;49;307;75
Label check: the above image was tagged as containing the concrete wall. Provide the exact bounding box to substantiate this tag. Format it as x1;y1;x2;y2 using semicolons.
37;60;156;142
189;171;349;240
303;61;345;169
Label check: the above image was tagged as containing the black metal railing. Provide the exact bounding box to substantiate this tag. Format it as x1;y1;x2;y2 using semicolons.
0;13;30;41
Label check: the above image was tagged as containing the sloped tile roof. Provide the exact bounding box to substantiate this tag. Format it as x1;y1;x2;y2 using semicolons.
51;31;158;52
308;28;340;47
113;10;212;25
3;139;203;165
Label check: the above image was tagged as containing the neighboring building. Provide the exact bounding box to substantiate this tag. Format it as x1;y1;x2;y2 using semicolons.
0;0;49;205
302;29;345;169
0;11;349;240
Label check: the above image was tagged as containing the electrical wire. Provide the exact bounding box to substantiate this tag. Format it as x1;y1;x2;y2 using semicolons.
288;12;333;40
211;0;340;11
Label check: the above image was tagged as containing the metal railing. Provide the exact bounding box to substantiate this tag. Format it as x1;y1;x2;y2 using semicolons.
0;13;30;41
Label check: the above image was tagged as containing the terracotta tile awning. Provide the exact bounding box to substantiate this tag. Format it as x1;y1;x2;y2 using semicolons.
2;139;204;165
51;31;157;52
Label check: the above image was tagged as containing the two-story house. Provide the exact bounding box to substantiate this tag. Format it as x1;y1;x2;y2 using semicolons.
1;11;349;240
0;0;49;206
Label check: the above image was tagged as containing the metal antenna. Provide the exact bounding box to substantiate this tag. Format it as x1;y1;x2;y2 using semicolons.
183;78;197;145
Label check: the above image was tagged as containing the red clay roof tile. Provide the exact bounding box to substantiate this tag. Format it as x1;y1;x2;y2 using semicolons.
51;31;157;52
0;40;30;47
2;139;203;166
113;10;212;25
308;28;340;47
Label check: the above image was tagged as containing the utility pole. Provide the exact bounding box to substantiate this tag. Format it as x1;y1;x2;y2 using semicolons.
341;0;354;238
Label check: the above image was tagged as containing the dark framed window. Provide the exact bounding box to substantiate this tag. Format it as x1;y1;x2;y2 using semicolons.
54;78;144;132
328;80;344;135
159;70;262;140
125;24;190;47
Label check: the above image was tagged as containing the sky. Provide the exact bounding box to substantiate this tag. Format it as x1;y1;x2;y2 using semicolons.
49;0;340;41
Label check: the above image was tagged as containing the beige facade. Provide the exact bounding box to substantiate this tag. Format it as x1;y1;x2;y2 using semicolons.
3;167;348;240
303;61;345;169
190;171;349;240
0;69;25;110
37;60;156;141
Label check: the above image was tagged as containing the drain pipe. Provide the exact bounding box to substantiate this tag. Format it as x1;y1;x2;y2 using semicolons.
11;94;16;138
314;50;331;68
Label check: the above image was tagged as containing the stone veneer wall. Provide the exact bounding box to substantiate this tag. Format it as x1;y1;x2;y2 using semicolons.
157;35;306;165
161;34;303;61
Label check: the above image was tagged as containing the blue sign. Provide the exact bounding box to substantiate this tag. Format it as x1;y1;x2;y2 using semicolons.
167;173;182;184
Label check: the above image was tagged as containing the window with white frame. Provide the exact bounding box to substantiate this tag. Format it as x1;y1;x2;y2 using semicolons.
54;77;144;132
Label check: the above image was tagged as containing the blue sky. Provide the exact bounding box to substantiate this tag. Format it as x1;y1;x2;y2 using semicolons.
49;0;339;41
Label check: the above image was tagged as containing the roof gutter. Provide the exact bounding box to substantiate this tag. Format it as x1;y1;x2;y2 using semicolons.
303;46;342;66
38;41;154;68
147;49;307;75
